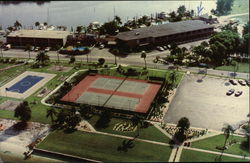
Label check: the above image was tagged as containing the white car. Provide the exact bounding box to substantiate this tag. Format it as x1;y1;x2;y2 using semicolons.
34;47;39;52
156;46;164;51
45;47;51;52
99;44;104;49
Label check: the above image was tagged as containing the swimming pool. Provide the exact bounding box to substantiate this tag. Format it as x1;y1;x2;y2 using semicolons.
7;75;44;93
72;47;86;51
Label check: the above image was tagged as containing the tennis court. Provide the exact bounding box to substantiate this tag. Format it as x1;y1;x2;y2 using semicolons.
61;74;161;113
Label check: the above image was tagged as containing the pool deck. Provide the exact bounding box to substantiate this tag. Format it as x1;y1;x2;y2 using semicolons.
0;71;56;99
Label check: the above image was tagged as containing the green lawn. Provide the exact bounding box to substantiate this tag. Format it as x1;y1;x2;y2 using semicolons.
215;63;249;73
37;130;172;162
0;63;14;69
231;15;249;24
191;134;250;156
87;115;171;143
180;149;249;162
231;0;249;15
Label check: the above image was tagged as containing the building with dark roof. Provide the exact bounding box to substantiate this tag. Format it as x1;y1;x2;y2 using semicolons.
116;20;214;49
7;30;71;47
194;14;218;24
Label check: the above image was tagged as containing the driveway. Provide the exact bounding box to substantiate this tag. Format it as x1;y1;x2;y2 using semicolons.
163;73;249;131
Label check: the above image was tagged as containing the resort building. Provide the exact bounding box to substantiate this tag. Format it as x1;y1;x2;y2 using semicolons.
116;20;214;49
6;30;71;47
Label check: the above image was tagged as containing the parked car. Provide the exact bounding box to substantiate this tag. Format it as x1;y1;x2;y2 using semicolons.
4;44;11;50
99;44;104;49
229;79;237;85
235;91;243;97
226;89;235;96
30;46;35;51
156;46;164;51
163;46;168;50
238;79;246;86
34;47;39;52
245;79;250;87
45;47;51;52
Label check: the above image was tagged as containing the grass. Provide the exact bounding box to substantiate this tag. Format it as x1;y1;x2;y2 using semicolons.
87;115;171;143
180;149;249;162
215;63;249;73
231;15;249;24
191;134;250;156
37;130;172;162
0;63;14;69
231;0;249;15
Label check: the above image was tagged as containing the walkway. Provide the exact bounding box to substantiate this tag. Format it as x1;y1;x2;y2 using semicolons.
184;146;250;160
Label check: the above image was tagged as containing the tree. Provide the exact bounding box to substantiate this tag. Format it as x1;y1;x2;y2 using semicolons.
69;56;75;64
177;5;186;17
209;31;241;65
114;15;122;26
99;21;118;35
242;21;249;36
36;51;50;66
220;23;238;33
95;111;111;128
215;0;234;16
169;70;177;86
14;101;31;125
217;125;235;161
55;44;61;63
35;21;40;29
174;117;190;144
131;114;144;136
0;41;3;58
67;114;82;129
76;26;83;33
25;44;32;59
14;20;22;30
140;51;147;69
46;107;58;123
98;58;105;65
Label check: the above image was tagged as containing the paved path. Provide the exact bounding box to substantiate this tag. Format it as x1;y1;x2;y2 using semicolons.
2;49;249;80
184;146;250;160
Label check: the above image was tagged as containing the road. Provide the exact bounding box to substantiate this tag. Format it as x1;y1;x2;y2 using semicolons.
1;47;249;80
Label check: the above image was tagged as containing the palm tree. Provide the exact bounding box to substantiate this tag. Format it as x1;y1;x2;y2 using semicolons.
14;20;22;30
174;117;190;144
36;51;50;66
35;21;40;29
169;70;177;85
141;51;147;69
14;101;31;129
131;114;144;136
217;125;235;161
114;15;122;26
46;107;58;123
55;44;61;63
25;44;32;59
0;41;3;58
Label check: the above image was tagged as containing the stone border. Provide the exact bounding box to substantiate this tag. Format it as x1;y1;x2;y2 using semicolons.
0;71;56;99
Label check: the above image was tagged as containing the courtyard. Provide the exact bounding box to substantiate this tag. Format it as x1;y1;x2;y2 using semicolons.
164;73;249;131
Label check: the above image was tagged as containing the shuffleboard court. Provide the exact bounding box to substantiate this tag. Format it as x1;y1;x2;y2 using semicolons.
61;74;161;114
7;75;44;93
0;71;56;99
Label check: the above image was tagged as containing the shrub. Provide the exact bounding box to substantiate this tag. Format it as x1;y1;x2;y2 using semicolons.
98;58;105;65
10;58;16;64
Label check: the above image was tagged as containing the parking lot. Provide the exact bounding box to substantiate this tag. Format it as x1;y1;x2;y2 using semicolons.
164;73;249;131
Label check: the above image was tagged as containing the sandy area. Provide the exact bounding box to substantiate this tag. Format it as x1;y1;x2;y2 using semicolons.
0;119;50;155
